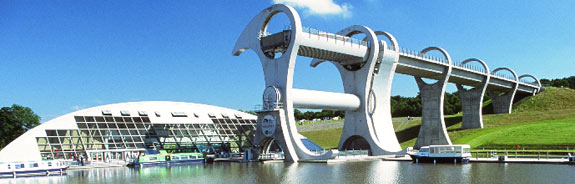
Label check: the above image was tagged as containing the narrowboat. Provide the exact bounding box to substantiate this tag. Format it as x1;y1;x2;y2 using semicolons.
409;145;472;163
128;150;204;167
0;160;67;178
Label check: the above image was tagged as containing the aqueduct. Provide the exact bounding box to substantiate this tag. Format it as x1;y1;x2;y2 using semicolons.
232;4;541;162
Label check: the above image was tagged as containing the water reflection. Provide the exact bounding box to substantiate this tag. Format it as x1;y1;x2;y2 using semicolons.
4;161;575;183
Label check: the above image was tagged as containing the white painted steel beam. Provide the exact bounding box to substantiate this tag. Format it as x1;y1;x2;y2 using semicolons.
291;89;360;111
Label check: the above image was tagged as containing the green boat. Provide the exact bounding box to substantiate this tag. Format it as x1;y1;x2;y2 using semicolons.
128;150;204;167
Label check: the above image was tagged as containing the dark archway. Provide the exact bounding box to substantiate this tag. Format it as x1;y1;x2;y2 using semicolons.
340;135;371;155
260;138;283;155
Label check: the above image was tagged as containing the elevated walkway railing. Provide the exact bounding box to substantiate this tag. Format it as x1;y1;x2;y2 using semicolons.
259;152;285;160
260;27;537;88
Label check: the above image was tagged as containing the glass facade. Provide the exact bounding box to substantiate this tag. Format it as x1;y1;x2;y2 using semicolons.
36;114;256;161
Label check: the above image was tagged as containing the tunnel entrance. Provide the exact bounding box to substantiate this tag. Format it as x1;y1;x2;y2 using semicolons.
340;135;371;155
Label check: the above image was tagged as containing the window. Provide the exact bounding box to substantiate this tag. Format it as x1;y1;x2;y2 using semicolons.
29;163;39;168
85;116;95;122
194;113;199;118
155;112;161;117
142;117;151;123
7;165;10;169
455;147;462;153
133;117;143;123
208;113;216;118
98;123;108;129
77;123;88;128
74;116;85;122
95;116;105;122
138;111;148;116
235;114;243;118
48;162;52;166
108;123;118;129
180;156;188;160
15;164;24;169
102;110;113;115
172;112;187;117
46;130;58;136
221;113;229;118
120;111;130;116
172;156;179;160
149;157;158;161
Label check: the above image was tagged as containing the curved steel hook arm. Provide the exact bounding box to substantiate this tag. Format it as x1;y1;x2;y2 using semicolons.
492;67;519;82
374;31;399;52
461;58;490;74
419;46;453;65
519;74;541;87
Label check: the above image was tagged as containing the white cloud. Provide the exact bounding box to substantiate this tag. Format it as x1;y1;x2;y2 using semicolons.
273;0;352;17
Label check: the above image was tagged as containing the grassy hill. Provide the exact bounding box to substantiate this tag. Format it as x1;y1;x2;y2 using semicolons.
300;87;575;150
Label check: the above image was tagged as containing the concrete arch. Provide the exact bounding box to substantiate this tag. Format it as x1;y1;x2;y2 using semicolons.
489;67;519;114
420;47;453;65
462;58;490;74
310;30;396;68
413;46;453;149
492;67;519;82
374;31;399;52
232;4;302;62
326;26;403;154
415;46;453;86
341;135;371;154
233;4;338;162
310;27;402;155
457;58;490;129
310;25;380;71
519;74;541;87
261;137;278;155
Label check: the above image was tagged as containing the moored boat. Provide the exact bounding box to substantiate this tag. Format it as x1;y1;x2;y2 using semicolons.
128;150;204;167
0;160;67;178
409;145;471;163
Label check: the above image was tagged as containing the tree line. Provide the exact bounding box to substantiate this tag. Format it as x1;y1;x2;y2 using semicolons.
0;105;41;149
541;76;575;89
293;92;464;120
294;75;575;120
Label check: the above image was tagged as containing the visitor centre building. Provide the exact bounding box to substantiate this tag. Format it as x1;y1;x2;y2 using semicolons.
0;101;257;162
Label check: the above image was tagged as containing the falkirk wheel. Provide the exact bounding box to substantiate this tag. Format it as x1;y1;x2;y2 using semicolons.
232;4;402;162
231;4;541;162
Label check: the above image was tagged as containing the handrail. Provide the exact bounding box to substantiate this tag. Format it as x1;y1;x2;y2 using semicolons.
262;26;535;87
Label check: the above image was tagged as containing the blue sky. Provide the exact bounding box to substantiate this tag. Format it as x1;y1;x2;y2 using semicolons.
1;0;574;122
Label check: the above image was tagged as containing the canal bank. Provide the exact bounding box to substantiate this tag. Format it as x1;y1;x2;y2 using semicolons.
5;160;575;183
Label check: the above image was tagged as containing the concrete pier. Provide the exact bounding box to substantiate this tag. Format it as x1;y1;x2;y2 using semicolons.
413;47;453;149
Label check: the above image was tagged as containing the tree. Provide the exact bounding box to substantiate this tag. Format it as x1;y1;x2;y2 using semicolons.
0;104;41;149
541;76;575;89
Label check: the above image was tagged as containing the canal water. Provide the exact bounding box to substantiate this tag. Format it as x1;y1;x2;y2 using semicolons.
4;161;574;183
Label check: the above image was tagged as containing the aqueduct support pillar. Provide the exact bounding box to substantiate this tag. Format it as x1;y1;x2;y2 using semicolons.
488;90;516;114
413;47;453;149
458;86;486;129
457;58;490;129
488;67;519;114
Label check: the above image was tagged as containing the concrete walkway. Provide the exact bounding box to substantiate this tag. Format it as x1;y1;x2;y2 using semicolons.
469;157;572;164
68;161;128;170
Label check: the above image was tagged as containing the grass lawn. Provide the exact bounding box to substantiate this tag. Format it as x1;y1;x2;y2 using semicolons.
299;87;575;151
299;127;342;149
